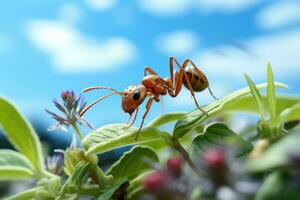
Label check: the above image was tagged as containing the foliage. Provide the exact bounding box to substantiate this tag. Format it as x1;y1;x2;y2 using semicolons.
0;64;300;200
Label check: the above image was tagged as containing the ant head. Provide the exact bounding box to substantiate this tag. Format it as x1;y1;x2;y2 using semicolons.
121;84;147;114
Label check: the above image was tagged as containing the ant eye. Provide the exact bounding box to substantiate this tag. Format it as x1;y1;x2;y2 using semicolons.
155;78;159;82
133;90;140;101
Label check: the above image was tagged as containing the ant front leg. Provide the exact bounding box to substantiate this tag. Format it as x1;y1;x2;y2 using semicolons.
135;96;155;141
169;57;208;115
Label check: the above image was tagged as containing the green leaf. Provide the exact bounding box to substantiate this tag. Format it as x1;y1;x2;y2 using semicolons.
191;122;253;157
0;150;35;180
173;82;287;139
267;63;278;124
95;179;129;200
255;171;300;200
0;97;44;172
82;124;170;155
4;187;44;200
0;150;34;180
222;95;299;115
244;74;266;121
247;126;300;172
106;146;159;181
57;161;91;200
147;112;186;128
280;103;300;123
126;171;152;200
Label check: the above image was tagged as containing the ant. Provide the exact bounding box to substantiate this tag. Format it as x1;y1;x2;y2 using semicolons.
80;57;218;140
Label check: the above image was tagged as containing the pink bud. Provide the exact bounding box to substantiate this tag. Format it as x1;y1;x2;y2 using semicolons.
143;172;165;191
203;149;226;169
61;91;71;101
167;157;182;177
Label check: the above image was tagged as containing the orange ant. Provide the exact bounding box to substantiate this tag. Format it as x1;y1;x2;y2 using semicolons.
79;57;218;140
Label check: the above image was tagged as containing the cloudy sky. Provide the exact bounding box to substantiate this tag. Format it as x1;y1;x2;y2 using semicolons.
0;0;300;132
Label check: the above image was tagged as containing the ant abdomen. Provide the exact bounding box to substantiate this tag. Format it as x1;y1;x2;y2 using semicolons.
183;67;209;92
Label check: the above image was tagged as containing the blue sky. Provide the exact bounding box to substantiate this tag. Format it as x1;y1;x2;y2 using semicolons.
0;0;300;133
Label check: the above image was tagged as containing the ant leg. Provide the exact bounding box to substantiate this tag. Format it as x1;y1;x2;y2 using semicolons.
181;59;208;115
144;67;158;76
127;107;139;128
169;57;207;115
184;59;219;100
208;86;219;100
135;97;154;141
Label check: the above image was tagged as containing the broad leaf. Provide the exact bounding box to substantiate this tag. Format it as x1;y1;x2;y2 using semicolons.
280;103;300;123
191;123;253;157
4;187;44;200
147;112;186;128
247;126;300;172
0;97;44;172
95;179;129;200
0;150;35;180
106;146;159;181
82;124;170;155
174;82;287;139
255;171;300;200
244;74;266;121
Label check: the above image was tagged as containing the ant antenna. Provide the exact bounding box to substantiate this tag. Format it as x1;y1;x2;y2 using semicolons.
79;92;120;117
82;86;123;95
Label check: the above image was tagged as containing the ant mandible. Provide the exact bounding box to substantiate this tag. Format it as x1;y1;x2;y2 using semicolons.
79;57;218;140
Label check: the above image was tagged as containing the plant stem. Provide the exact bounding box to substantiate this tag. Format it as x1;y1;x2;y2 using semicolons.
172;138;204;176
72;123;84;140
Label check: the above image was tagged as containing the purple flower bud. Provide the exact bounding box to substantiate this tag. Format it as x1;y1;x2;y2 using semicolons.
61;91;73;102
143;172;165;191
167;157;183;177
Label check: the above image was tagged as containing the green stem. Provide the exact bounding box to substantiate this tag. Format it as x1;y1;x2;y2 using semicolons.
172;138;204;177
72;123;84;140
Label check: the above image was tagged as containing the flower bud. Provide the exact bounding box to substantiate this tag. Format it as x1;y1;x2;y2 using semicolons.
61;91;73;101
143;171;165;191
167;157;182;177
203;149;226;169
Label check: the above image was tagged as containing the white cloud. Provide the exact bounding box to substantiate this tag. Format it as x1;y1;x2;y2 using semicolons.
256;1;300;29
138;0;259;16
85;0;116;10
193;29;300;83
156;30;199;55
58;4;82;25
25;20;136;73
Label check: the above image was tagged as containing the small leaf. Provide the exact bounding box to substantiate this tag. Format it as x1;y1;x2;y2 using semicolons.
255;171;300;200
174;82;287;139
4;186;44;200
106;146;159;181
95;179;129;200
191;123;253;157
280;103;300;123
0;150;35;180
147;112;186;128
0;97;44;172
267;63;278;123
82;124;170;155
247;126;300;172
244;74;266;121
